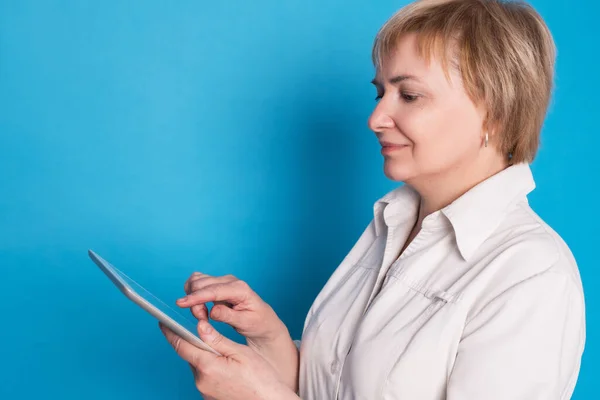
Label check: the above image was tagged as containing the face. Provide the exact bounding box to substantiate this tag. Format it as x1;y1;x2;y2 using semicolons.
369;33;487;183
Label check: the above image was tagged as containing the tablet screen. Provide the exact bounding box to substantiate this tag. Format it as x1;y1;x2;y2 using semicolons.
116;267;201;335
89;250;200;336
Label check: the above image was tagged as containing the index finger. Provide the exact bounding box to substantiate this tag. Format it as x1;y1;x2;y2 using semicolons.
184;272;208;294
177;281;251;307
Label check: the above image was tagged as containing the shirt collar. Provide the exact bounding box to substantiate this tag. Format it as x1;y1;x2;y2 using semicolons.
373;183;420;236
373;163;536;261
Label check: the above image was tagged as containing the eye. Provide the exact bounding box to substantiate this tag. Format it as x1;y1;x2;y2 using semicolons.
401;92;418;103
375;92;384;101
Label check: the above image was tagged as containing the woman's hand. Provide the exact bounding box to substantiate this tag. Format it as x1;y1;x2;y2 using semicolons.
159;320;300;400
177;273;299;391
179;273;286;342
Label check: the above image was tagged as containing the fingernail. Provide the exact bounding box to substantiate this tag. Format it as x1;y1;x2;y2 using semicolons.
177;296;188;303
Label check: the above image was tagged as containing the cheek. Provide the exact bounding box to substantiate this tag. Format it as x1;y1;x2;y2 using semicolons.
401;102;481;168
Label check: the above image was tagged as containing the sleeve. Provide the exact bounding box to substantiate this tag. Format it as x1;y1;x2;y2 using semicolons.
446;269;586;400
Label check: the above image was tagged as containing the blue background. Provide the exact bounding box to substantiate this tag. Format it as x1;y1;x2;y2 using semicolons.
0;0;597;398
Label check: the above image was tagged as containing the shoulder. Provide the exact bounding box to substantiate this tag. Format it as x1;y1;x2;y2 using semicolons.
499;200;581;286
465;200;584;316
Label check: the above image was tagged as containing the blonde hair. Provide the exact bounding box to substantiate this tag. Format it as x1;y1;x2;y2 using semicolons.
372;0;556;163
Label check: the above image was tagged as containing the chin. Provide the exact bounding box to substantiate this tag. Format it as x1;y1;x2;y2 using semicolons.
383;160;415;182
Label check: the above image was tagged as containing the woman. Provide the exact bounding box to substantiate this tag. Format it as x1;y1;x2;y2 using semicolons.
159;0;586;398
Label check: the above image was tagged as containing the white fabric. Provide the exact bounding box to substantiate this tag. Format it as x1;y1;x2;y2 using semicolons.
297;163;585;400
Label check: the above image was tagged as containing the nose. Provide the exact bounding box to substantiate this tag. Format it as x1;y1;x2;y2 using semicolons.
367;99;395;133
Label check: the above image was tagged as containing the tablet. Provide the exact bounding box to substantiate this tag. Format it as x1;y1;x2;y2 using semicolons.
87;249;220;356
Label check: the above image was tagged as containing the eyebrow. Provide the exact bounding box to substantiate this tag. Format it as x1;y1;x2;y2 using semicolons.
371;74;421;86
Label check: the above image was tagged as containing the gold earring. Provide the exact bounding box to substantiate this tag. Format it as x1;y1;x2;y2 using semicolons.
484;132;489;147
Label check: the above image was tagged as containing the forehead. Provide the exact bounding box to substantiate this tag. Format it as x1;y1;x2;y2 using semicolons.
374;33;462;87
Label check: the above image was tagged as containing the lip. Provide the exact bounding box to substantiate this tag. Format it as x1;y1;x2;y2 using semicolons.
380;142;408;155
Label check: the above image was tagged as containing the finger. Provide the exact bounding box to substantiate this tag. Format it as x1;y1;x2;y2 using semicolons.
186;275;237;295
191;304;209;320
178;278;236;320
159;322;218;366
196;320;243;359
177;280;252;307
182;277;238;313
184;272;209;294
214;299;235;309
210;303;246;326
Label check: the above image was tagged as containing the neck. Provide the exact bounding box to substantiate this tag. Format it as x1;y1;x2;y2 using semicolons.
409;155;509;224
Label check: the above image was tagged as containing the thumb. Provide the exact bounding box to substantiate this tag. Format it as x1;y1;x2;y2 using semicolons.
197;320;242;358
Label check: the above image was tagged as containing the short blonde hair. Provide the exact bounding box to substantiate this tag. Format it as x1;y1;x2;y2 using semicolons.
372;0;556;163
